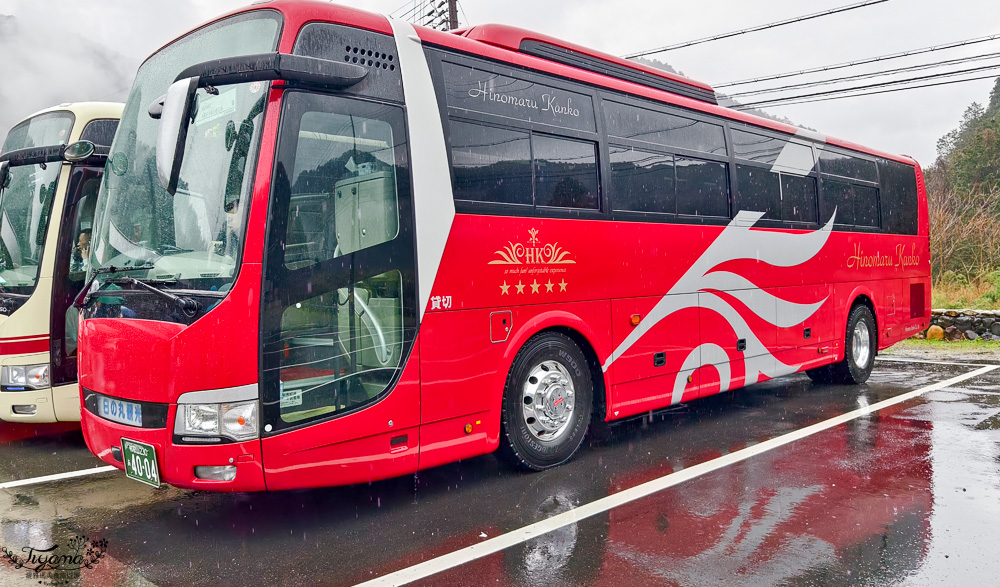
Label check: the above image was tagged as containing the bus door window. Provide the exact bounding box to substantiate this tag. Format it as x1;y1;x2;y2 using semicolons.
261;92;416;432
51;165;102;385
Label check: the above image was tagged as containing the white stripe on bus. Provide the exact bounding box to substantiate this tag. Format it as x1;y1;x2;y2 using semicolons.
389;18;456;321
353;364;998;587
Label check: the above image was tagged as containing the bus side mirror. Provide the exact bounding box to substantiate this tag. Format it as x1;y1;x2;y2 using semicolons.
155;76;200;195
0;161;8;191
63;140;96;163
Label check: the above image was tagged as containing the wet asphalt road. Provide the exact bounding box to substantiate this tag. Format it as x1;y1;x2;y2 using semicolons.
2;355;1000;586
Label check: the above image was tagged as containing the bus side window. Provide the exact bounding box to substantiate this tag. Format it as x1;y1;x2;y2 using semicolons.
533;134;599;209
451;120;532;206
676;157;728;218
610;146;675;214
878;159;918;235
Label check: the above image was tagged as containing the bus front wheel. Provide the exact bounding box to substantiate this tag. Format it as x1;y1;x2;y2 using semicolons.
499;332;593;471
807;304;877;385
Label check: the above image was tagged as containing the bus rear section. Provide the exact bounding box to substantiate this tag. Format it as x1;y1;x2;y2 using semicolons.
0;102;122;423
78;1;929;492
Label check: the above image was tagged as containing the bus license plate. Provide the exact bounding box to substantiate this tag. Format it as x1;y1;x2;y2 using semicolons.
99;396;142;427
121;438;160;488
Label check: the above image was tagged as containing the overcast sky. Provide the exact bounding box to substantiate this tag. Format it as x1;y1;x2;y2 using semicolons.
1;0;996;166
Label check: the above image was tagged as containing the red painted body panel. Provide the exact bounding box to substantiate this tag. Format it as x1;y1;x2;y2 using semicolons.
80;407;266;491
0;335;49;355
260;346;422;490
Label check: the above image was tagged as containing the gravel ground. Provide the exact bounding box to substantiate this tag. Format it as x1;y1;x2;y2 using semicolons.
882;340;1000;363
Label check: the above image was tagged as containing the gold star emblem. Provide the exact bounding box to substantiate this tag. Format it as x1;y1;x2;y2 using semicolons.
515;281;526;294
545;280;554;292
558;280;568;292
530;280;540;293
500;281;510;295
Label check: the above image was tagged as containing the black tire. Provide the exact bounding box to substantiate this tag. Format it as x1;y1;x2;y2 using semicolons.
499;332;593;471
827;304;877;385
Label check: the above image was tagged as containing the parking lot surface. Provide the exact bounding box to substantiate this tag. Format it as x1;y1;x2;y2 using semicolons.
2;355;1000;586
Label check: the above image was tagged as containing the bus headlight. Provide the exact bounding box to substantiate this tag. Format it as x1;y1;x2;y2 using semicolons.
175;400;258;442
1;364;50;390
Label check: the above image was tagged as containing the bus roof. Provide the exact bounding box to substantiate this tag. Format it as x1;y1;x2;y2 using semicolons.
163;0;917;167
12;102;125;130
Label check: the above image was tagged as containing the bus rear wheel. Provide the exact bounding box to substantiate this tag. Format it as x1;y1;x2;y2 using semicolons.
499;332;593;471
809;304;876;385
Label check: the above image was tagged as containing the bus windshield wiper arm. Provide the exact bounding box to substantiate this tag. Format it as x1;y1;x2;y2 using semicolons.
74;263;158;308
122;277;201;317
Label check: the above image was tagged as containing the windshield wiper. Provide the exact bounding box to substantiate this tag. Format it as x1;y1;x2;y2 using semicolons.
118;277;201;318
74;263;157;308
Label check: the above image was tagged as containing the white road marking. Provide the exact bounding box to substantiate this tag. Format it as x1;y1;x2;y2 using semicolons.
354;364;999;587
0;466;118;490
951;389;1000;396
876;356;992;367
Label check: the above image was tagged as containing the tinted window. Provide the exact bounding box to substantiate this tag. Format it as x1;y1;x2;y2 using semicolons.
732;128;815;175
534;135;599;209
735;165;780;220
451;121;532;205
821;179;855;225
676;158;729;217
854;185;880;227
604;101;726;155
79;119;119;147
610;146;675;214
441;61;597;133
780;174;818;223
878;159;918;235
819;149;877;182
732;129;785;164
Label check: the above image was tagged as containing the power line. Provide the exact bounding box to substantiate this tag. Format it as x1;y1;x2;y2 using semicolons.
726;51;1000;98
735;72;1000;109
388;0;414;17
733;64;1000;109
716;32;1000;88
623;0;889;59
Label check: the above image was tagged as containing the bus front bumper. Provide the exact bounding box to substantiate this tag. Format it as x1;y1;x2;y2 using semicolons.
0;384;81;423
81;405;266;492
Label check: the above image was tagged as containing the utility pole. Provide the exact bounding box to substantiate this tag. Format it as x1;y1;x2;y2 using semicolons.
448;0;459;30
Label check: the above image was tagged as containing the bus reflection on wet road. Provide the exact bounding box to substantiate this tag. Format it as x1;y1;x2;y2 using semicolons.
2;357;1000;586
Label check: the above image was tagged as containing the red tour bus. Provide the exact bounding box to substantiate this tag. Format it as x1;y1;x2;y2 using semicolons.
78;0;930;491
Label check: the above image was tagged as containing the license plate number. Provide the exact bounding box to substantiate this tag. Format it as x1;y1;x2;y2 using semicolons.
121;438;160;487
98;396;142;427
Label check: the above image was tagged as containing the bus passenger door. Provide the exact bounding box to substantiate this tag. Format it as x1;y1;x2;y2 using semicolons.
258;93;420;490
50;164;103;420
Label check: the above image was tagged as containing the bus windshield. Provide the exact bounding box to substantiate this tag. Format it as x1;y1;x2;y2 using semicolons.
0;161;61;294
89;11;280;293
0;112;75;294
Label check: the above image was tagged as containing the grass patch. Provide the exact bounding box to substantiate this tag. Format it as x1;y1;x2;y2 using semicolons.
933;270;1000;310
893;338;999;350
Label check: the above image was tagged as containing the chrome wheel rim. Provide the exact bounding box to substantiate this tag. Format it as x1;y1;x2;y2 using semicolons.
521;360;576;442
851;320;871;367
